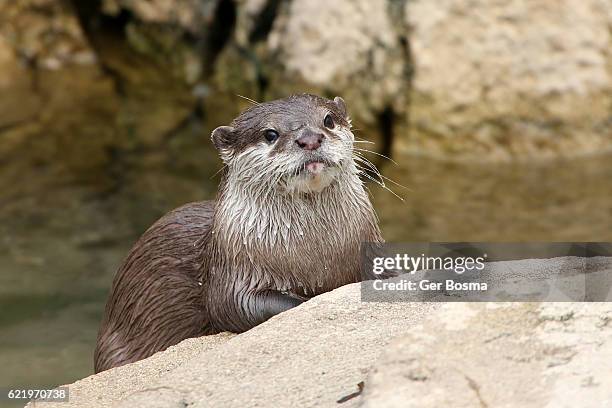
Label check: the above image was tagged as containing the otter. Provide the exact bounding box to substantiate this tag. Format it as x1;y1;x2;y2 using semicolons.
94;94;384;373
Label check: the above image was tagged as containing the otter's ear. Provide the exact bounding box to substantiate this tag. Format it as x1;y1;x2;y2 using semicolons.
211;126;236;163
333;96;347;118
211;125;235;151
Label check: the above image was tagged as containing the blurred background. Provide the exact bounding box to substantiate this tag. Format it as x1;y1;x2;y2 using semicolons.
0;0;610;396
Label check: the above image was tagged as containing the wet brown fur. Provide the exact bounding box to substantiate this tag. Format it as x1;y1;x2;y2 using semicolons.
94;202;217;372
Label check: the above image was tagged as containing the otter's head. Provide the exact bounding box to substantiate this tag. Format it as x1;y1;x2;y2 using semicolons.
211;94;355;194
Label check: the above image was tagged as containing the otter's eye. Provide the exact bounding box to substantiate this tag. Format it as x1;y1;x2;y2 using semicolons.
323;114;335;129
264;129;279;143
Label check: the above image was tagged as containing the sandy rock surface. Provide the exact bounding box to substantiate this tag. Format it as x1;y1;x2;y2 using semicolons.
361;302;612;407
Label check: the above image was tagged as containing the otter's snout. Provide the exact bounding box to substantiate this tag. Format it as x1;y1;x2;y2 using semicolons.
295;130;323;151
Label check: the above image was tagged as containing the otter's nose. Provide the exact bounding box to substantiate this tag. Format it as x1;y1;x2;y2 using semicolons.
295;131;323;151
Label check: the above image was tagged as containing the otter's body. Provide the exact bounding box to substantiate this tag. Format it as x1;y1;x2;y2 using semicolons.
95;94;383;373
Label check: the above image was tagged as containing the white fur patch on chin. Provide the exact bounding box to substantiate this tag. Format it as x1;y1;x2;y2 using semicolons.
285;168;339;194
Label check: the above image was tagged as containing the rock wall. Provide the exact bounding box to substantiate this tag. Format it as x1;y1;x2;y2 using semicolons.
103;0;214;33
0;0;94;70
0;0;197;187
235;0;408;122
0;0;95;126
404;0;612;159
97;0;612;160
2;0;611;160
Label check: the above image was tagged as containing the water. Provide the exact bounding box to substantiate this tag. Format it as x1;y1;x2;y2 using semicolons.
374;153;612;242
0;67;610;399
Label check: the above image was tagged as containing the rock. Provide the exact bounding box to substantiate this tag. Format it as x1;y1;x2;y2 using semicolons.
0;0;96;128
27;334;235;408
99;0;222;84
31;282;440;408
94;0;612;159
206;0;612;159
3;0;609;160
103;0;217;34
0;0;95;69
211;0;409;126
402;0;612;159
31;257;612;407
262;0;408;121
0;0;199;181
0;36;19;88
0;34;38;127
361;302;612;407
